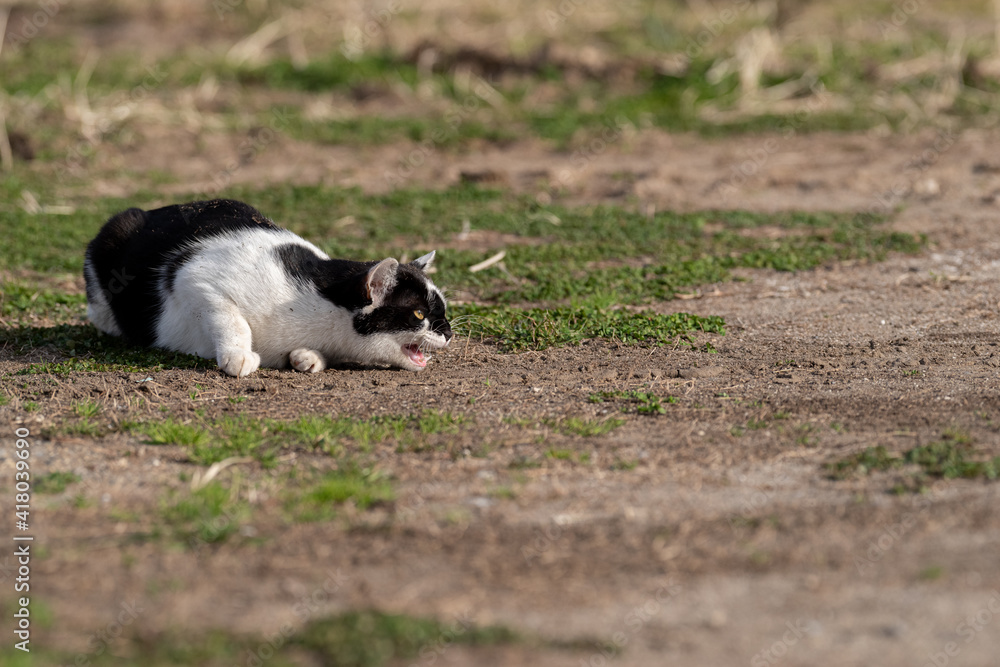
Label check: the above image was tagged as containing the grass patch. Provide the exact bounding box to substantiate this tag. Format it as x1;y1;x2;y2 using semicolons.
132;416;275;466
138;419;211;447
281;411;462;453
827;445;901;480
543;448;591;464
458;305;724;353
3;185;926;359
161;482;249;545
2;325;214;374
33;471;81;494
1;281;87;321
74;399;101;418
225;49;938;144
125;411;468;465
292;610;520;667
903;441;1000;480
0;608;525;667
590;390;675;415
283;468;394;522
827;434;1000;488
548;416;626;437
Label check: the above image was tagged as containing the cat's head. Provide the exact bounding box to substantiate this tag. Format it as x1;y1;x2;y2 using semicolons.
353;251;452;371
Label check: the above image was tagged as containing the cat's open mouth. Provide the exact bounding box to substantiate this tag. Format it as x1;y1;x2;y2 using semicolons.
403;344;427;368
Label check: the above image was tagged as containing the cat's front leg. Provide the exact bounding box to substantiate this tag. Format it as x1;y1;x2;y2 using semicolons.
205;305;260;378
289;348;326;373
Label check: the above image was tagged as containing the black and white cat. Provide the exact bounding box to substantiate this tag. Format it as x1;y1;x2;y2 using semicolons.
84;199;452;377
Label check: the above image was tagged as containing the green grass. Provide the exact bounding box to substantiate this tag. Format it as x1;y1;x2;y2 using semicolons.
293;610;522;667
132;416;276;466
548;416;626;437
458;305;724;352
903;441;1000;480
281;411;461;453
827;445;902;479
0;608;526;667
827;434;1000;488
161;482;248;545
590;390;676;415
283;468;394;522
225;46;978;145
1;325;214;373
1;281;87;321
237;52;421;93
5;7;998;159
2;183;928;360
124;411;468;465
139;419;211;447
33;471;81;494
74;399;101;418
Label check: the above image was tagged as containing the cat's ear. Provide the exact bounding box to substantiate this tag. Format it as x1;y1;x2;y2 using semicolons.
411;251;435;272
366;258;399;307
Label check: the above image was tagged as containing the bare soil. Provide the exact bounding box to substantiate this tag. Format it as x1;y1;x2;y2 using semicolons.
6;5;1000;662
5;125;1000;666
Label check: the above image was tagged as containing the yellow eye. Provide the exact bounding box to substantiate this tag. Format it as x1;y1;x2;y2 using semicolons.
413;310;425;321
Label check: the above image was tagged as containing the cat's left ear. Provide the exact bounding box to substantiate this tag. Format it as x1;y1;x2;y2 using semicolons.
411;251;435;272
366;258;399;307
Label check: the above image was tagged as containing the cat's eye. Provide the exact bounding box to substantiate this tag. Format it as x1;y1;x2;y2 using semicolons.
413;310;425;321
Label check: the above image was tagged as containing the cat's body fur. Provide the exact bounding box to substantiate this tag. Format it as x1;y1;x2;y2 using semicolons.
84;199;451;377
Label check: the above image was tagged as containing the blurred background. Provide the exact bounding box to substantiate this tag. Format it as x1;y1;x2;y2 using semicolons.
1;0;997;202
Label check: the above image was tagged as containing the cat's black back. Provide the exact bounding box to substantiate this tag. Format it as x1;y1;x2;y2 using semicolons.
85;199;281;345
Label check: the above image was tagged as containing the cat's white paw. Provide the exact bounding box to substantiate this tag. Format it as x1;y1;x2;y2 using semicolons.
290;348;325;373
218;348;261;378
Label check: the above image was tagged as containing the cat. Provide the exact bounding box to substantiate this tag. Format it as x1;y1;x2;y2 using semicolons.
84;198;452;377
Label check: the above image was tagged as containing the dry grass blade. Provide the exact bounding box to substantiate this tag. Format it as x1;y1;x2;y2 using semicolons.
468;250;506;273
191;456;255;491
226;17;293;67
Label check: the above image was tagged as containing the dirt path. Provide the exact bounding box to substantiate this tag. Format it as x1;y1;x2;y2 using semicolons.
7;129;1000;666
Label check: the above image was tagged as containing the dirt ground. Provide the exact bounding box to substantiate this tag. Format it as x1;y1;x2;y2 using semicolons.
4;124;1000;666
4;2;1000;663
